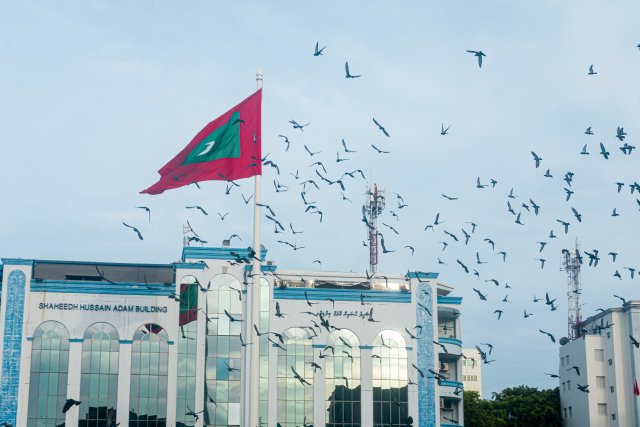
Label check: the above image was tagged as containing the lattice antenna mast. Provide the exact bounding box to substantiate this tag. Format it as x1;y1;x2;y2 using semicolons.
563;243;582;340
366;184;385;273
182;224;191;246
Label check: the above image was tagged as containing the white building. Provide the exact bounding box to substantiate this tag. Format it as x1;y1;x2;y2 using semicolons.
0;244;466;427
461;348;483;398
559;301;640;427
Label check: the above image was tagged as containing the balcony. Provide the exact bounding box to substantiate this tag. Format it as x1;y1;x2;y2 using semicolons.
440;395;462;426
436;337;462;356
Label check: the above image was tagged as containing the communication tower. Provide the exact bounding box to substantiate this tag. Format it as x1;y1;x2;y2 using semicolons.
563;244;582;340
365;184;386;273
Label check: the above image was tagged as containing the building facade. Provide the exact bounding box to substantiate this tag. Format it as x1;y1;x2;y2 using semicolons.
559;301;640;427
0;245;465;427
461;348;483;398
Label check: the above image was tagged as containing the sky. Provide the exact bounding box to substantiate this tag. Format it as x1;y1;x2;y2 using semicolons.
1;0;639;397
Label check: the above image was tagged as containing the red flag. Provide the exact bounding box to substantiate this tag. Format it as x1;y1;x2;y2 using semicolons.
634;378;639;396
141;89;262;195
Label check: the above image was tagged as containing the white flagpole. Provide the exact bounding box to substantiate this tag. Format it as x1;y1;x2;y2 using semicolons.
246;70;263;427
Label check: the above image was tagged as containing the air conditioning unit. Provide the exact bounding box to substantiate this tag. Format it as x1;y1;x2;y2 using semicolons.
440;398;453;411
440;362;449;371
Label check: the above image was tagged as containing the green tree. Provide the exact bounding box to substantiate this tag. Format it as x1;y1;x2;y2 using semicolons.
490;386;561;427
463;391;506;427
464;386;561;427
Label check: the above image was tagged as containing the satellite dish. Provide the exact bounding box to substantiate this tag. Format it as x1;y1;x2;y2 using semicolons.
559;337;570;346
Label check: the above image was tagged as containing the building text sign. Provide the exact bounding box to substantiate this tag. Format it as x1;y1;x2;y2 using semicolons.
38;302;169;313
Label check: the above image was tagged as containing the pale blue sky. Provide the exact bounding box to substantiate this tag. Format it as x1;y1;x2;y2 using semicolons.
2;1;639;396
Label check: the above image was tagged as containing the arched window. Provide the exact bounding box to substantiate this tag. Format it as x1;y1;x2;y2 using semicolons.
372;330;409;427
79;322;120;427
277;327;314;427
204;274;243;427
326;329;361;426
129;324;169;427
176;275;199;427
27;321;70;427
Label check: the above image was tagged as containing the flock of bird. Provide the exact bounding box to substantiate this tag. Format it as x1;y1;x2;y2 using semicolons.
114;39;640;425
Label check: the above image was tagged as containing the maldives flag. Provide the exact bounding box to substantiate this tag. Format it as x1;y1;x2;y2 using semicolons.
141;89;262;195
179;282;199;326
634;378;639;396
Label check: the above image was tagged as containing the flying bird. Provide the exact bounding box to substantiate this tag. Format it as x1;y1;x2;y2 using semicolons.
588;65;597;75
136;206;151;222
290;119;310;131
186;205;208;216
122;222;143;240
62;399;81;414
372;117;390;137
313;41;326;56
345;61;361;78
466;50;486;68
531;151;542;168
567;365;581;376
341;138;357;153
539;329;556;343
599;142;610;159
472;288;487;301
371;144;390;154
441;123;451;135
570;207;582;222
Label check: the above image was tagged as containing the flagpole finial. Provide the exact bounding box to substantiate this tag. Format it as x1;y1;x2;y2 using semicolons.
256;70;263;82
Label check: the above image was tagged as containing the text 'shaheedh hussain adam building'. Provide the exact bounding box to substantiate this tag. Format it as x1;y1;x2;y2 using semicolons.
0;245;464;427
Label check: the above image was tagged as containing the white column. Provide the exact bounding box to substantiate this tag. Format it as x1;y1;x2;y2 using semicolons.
66;341;83;425
166;340;179;425
360;348;374;426
194;279;207;427
116;343;132;426
314;353;324;426
267;339;278;426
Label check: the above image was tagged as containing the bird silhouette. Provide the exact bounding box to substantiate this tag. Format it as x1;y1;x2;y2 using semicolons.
372;117;390;137
122;222;143;240
466;50;486;68
62;399;81;414
345;61;361;78
313;41;326;56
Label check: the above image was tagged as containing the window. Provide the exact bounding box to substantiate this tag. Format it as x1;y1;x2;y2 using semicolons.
326;329;361;427
373;331;408;427
610;386;615;393
595;349;604;361
563;408;567;419
612;413;616;420
566;355;570;365
568;406;572;417
567;380;571;390
129;323;169;427
596;376;606;388
609;358;613;366
562;382;565;392
598;403;607;416
79;322;120;427
205;274;244;427
561;356;565;367
176;276;198;427
607;332;611;339
277;327;314;426
27;321;70;427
